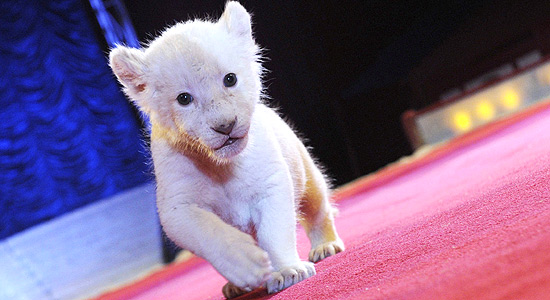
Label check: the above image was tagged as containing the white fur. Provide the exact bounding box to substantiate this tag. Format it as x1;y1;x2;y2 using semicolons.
109;2;343;298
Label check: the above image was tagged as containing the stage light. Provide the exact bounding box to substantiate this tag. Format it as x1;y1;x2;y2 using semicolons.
502;89;521;110
476;101;496;120
403;59;550;149
452;111;472;132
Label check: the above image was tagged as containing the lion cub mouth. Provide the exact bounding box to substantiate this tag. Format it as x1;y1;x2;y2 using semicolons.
220;137;240;148
213;133;249;159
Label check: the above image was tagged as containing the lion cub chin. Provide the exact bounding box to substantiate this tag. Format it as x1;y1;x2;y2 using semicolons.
109;1;344;298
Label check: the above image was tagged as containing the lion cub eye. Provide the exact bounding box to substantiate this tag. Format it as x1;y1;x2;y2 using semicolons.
176;92;194;106
223;73;237;87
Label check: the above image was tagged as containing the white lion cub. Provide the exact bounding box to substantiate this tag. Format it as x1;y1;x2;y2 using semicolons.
109;1;344;298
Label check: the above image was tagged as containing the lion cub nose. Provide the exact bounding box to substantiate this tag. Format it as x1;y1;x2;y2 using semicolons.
212;119;236;135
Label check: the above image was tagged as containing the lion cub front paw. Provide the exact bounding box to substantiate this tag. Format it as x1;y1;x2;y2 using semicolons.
212;232;272;294
308;239;345;263
266;261;316;294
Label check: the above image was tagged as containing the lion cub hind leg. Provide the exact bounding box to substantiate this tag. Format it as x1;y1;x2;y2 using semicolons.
299;149;345;263
222;282;251;299
266;261;316;294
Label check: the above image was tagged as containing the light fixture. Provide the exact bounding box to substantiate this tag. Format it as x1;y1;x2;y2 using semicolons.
403;58;550;148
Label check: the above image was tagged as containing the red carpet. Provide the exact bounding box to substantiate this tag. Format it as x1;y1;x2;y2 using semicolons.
97;103;550;300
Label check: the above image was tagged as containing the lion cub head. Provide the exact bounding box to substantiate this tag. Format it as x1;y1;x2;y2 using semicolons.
109;2;263;163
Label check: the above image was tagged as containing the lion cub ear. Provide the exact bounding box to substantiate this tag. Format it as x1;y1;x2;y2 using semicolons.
219;1;253;41
109;46;149;107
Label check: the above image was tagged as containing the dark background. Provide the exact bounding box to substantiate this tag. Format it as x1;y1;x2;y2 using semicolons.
121;0;550;185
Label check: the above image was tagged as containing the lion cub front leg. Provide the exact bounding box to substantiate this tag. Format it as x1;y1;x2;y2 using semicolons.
254;182;316;294
300;154;345;263
159;202;272;296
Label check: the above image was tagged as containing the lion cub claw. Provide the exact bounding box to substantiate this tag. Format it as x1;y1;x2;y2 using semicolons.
309;239;345;263
267;261;316;294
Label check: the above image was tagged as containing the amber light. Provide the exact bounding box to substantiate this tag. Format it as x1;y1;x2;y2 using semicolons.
452;111;472;132
502;89;521;110
476;101;496;121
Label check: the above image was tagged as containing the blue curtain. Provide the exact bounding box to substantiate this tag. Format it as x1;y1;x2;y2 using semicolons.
0;0;150;239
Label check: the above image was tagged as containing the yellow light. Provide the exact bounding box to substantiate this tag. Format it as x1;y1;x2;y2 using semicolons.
476;101;495;121
452;111;472;132
502;89;521;110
